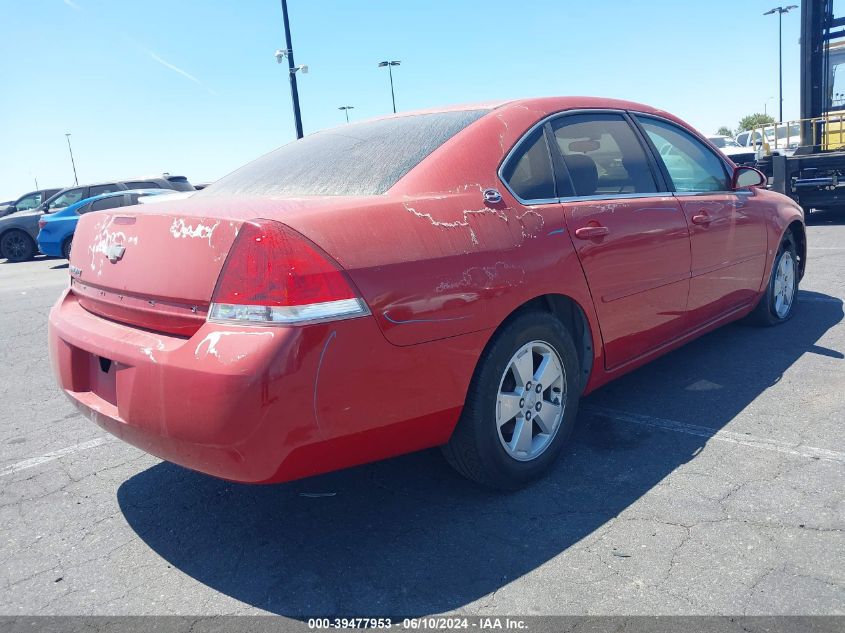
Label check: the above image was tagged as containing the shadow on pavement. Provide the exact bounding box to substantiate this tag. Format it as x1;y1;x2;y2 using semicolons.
118;291;843;617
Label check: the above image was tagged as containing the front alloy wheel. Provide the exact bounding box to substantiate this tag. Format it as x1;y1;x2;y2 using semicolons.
747;231;800;326
772;250;796;319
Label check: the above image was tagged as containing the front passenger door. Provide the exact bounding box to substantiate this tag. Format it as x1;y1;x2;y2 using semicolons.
635;115;767;327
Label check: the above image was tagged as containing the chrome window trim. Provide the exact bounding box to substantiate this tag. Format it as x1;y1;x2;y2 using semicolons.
498;108;672;205
673;190;753;198
558;192;675;203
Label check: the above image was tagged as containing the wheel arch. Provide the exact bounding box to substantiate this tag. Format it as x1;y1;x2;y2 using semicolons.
490;293;595;393
785;219;807;280
61;233;74;258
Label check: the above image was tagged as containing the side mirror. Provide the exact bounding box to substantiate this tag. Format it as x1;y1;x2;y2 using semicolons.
732;165;767;190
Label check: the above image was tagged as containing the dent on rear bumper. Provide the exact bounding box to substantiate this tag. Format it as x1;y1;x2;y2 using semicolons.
48;289;480;483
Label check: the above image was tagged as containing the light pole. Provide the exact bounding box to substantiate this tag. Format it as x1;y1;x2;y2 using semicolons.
764;5;798;123
338;106;354;123
378;60;401;113
64;133;78;185
277;0;304;139
764;96;774;116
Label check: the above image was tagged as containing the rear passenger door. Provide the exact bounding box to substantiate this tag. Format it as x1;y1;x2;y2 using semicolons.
634;115;767;327
549;112;692;370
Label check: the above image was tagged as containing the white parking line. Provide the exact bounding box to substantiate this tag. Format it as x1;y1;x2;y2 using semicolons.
0;437;109;477
585;405;845;464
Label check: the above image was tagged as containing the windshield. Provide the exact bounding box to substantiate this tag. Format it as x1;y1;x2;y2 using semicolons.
202;110;488;198
45;189;86;211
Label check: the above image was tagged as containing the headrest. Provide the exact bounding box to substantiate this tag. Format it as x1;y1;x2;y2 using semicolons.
564;154;599;197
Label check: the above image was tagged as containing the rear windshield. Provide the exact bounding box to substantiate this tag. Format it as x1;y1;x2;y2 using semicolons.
202;110;488;197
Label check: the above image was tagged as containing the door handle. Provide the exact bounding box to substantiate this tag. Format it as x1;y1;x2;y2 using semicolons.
691;212;712;226
574;225;610;239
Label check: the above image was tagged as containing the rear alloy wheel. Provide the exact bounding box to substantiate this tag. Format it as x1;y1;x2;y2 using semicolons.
747;232;799;326
442;311;581;490
1;230;36;263
62;238;73;260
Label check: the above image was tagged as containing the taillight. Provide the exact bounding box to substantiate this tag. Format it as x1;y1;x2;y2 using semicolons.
38;220;47;230
209;219;369;325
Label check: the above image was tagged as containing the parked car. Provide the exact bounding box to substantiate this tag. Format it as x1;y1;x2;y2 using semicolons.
736;124;801;158
1;176;194;262
48;97;805;490
37;190;170;259
706;135;757;166
0;188;62;218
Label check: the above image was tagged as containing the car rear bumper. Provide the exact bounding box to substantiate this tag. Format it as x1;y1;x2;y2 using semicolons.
48;289;472;483
37;237;62;257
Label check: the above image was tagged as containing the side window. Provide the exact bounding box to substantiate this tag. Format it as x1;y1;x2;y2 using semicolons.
637;117;730;193
736;132;749;147
124;181;160;189
89;184;122;196
551;113;658;197
89;196;125;212
75;202;93;215
47;188;85;210
501;128;556;201
16;193;41;210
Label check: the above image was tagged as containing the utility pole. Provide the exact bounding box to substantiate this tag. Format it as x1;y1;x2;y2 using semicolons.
280;0;303;139
338;106;354;123
378;61;401;113
65;133;78;185
764;5;798;123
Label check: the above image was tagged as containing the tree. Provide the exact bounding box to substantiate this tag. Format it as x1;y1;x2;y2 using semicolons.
737;113;776;133
716;126;734;137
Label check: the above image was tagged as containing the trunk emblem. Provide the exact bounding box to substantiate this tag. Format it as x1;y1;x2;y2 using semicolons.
106;244;126;263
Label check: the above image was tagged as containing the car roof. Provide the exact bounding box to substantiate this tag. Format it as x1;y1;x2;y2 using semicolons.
336;96;669;128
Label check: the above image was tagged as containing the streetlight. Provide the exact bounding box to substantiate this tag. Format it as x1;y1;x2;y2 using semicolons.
764;96;774;116
377;60;401;113
276;0;306;139
764;5;798;123
338;106;354;123
64;133;78;186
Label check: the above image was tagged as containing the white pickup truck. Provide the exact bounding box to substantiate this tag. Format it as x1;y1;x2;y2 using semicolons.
735;123;801;158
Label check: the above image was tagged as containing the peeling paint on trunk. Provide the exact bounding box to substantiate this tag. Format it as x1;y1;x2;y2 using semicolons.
169;218;221;245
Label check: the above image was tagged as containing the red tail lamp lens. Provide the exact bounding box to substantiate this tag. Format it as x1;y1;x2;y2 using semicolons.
210;220;368;325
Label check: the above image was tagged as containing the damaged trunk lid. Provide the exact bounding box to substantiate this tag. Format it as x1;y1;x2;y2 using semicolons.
70;207;242;336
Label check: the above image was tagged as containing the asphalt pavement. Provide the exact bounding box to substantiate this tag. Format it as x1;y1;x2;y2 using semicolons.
0;214;843;618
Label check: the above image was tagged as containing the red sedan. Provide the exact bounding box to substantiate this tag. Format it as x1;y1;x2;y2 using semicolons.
48;97;806;489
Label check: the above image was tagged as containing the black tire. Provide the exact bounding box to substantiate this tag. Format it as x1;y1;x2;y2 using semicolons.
442;311;581;490
746;231;799;326
1;230;36;263
62;238;73;260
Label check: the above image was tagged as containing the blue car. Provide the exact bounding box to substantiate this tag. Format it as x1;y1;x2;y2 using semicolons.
37;189;170;259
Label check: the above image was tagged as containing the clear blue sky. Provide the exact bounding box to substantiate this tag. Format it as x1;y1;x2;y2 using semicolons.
0;0;801;199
